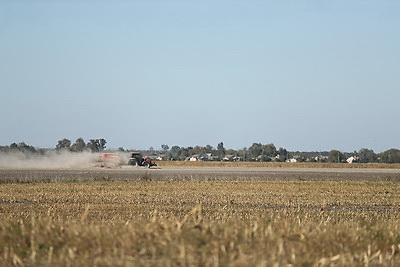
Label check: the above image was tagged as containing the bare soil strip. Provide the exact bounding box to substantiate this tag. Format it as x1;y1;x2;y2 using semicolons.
1;166;400;182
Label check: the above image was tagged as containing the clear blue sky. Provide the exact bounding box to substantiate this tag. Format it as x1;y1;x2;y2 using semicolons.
1;1;399;152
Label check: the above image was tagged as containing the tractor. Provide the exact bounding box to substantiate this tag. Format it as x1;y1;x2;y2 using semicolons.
128;152;157;168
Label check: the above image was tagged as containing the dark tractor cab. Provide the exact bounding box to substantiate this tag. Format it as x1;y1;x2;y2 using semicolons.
128;152;157;168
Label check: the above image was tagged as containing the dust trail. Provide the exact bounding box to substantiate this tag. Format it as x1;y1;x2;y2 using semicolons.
0;151;101;169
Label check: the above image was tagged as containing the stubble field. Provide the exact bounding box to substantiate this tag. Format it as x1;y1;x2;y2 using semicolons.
1;165;400;266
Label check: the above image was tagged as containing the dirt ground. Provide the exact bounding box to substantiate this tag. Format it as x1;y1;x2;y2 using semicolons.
1;166;400;182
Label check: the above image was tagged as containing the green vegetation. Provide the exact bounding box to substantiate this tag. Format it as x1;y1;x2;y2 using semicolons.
56;138;107;152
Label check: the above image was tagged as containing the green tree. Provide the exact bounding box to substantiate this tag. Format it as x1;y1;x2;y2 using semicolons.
328;150;344;163
204;145;213;153
179;147;190;160
10;142;36;153
87;140;98;152
99;139;107;150
168;146;181;160
276;147;288;162
357;148;377;163
161;144;169;153
263;143;277;157
192;146;205;156
216;142;226;158
56;138;71;150
380;149;400;163
71;138;86;152
10;143;19;150
248;143;263;160
87;139;107;152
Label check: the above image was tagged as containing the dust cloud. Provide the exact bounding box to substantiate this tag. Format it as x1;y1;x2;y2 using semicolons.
0;151;102;169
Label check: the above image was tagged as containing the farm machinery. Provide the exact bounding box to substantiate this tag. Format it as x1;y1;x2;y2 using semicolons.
128;152;157;168
97;152;157;168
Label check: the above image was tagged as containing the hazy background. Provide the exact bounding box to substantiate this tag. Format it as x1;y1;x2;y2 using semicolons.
1;1;399;152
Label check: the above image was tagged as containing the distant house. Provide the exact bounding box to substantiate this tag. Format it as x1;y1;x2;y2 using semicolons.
223;155;234;161
187;155;201;161
346;156;359;164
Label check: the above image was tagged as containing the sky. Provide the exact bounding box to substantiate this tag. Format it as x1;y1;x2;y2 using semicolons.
1;0;399;152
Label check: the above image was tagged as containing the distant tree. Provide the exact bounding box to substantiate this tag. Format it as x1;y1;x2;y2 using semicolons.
216;142;226;158
328;150;344;163
247;143;277;161
204;145;213;153
99;139;107;150
179;147;190;160
161;144;169;152
87;140;98;152
380;149;400;163
248;143;263;160
56;138;71;150
263;143;277;157
192;145;204;156
71;138;86;152
8;142;37;153
87;139;107;152
168;146;181;160
10;143;19;150
276;147;288;162
357;148;377;163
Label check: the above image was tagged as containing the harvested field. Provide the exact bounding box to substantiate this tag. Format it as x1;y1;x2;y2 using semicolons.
1;166;400;266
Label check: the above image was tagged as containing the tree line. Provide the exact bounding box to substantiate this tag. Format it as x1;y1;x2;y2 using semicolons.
1;139;400;163
0;138;107;154
144;143;400;164
157;142;288;162
55;138;107;152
